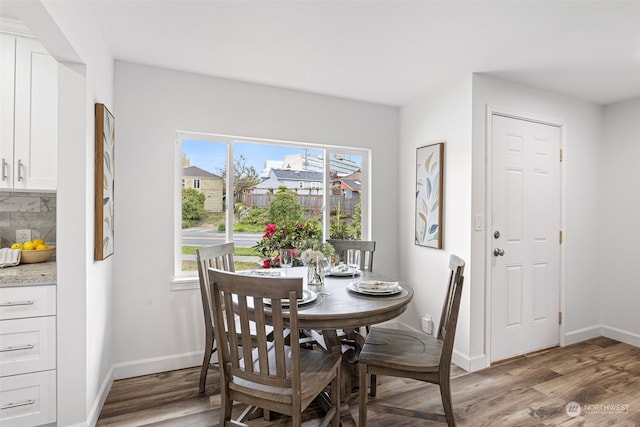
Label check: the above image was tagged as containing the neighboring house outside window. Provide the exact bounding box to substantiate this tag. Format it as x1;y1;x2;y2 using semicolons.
334;171;362;199
182;166;224;212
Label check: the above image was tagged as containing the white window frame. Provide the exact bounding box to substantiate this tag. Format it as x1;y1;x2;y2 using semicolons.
171;131;370;289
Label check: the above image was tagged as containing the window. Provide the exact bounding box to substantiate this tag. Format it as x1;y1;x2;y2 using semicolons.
173;132;369;284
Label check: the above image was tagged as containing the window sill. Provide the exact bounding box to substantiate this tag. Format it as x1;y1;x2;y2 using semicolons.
171;276;199;291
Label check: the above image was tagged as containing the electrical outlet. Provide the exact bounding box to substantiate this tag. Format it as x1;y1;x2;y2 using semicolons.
422;315;433;335
16;229;32;244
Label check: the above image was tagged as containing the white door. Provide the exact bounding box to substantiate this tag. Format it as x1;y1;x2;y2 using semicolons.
491;114;561;362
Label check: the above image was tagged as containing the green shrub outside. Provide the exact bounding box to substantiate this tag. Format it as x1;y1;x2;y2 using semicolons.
182;188;205;228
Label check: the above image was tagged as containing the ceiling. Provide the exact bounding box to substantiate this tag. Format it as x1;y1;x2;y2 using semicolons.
6;1;640;107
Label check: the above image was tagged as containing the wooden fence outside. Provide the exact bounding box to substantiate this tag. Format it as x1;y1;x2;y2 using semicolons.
239;193;359;215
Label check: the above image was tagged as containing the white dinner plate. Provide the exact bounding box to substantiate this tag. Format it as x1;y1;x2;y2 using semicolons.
264;289;318;307
239;269;282;277
327;267;360;277
347;281;402;296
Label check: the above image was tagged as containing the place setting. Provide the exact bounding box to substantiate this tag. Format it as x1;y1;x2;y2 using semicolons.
325;249;363;278
325;263;360;277
346;279;406;298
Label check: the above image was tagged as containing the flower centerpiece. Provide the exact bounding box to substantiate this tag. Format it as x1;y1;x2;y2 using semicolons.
300;248;330;289
253;220;335;269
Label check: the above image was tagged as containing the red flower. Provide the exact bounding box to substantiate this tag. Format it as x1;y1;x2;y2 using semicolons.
264;223;277;238
262;258;271;269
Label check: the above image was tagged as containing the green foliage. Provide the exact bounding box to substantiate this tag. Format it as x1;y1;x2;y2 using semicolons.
239;206;269;226
182;220;198;229
267;187;304;225
329;216;355;239
352;200;362;239
182;188;205;227
329;200;362;239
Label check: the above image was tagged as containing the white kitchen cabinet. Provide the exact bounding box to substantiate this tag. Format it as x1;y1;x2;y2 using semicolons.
0;31;57;191
0;370;56;427
0;285;56;427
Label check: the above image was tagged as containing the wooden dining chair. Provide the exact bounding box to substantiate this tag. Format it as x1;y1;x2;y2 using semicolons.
208;269;342;427
358;254;465;426
327;239;376;272
328;239;377;337
195;243;236;393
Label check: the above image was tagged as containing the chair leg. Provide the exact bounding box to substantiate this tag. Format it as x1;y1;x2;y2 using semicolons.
331;364;341;427
369;373;377;397
359;362;368;427
439;379;455;427
292;411;302;427
199;337;214;393
220;382;233;426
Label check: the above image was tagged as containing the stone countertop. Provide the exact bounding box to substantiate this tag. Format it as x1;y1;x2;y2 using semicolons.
0;261;56;286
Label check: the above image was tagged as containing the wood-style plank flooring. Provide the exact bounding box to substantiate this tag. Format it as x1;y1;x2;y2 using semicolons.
97;337;640;426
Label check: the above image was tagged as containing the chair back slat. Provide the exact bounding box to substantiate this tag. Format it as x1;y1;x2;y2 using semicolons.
196;243;236;329
327;239;376;272
208;269;303;392
437;255;465;373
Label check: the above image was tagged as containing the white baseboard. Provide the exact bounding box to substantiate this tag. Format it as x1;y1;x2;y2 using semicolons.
86;366;115;427
601;325;640;347
113;350;202;380
564;325;602;345
565;324;640;348
452;350;487;372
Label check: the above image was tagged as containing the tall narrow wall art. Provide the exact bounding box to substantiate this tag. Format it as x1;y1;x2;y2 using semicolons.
415;143;444;249
95;103;115;260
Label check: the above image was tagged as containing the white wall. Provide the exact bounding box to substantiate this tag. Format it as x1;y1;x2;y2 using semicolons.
600;98;640;346
112;61;399;375
471;74;604;367
9;1;115;425
398;75;473;362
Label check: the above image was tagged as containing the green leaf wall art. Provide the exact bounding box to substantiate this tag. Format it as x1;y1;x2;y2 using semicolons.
415;143;444;249
95;103;115;260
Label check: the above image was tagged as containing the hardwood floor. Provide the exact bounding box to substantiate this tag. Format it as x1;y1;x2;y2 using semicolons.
97;337;640;426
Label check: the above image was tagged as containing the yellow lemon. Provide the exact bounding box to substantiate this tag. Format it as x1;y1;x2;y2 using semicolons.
33;239;44;247
11;243;23;250
23;241;35;251
36;244;49;250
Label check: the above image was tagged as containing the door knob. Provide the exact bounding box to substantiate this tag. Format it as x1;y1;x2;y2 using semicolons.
493;248;505;257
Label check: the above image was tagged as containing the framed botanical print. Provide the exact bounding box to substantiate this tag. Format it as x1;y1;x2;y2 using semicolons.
95;103;115;260
415;142;444;249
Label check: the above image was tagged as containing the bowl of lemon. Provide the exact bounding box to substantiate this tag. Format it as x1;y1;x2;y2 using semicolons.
12;239;56;264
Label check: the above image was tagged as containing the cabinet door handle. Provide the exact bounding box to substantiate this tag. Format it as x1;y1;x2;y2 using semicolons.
0;300;34;307
1;400;35;410
17;159;23;181
1;158;7;181
0;344;34;352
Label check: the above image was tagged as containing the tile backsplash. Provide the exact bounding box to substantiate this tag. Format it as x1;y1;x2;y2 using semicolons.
0;191;56;248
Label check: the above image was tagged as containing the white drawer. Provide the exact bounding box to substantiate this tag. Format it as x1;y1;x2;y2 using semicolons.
0;317;56;377
0;286;56;320
0;370;56;427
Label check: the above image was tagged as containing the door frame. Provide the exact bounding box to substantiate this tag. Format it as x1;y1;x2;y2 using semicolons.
484;104;567;364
